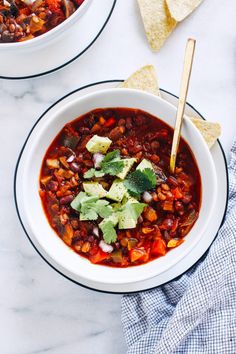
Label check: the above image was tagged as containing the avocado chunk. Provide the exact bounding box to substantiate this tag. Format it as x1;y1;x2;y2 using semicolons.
136;159;154;172
118;210;137;229
118;202;146;230
83;182;107;198
106;179;127;202
122;192;139;205
99;213;119;228
117;158;137;179
86;135;112;154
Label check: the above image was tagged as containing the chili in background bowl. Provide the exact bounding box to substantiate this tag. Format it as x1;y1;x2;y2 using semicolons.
0;0;91;49
20;89;217;285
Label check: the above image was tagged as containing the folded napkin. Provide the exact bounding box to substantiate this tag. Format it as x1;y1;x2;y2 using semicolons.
122;141;236;354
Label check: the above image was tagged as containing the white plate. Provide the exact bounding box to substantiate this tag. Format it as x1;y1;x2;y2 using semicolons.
14;81;229;294
0;0;116;80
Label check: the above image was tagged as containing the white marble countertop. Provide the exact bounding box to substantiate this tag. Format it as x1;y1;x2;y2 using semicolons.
1;0;236;353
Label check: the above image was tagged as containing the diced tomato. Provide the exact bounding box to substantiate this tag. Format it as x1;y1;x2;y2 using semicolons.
89;249;109;264
129;248;146;263
104;117;116;127
46;0;61;10
172;187;183;200
89;245;99;256
151;239;167;257
140;248;150;263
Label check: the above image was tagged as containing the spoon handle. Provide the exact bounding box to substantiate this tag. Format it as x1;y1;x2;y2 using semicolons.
170;38;196;174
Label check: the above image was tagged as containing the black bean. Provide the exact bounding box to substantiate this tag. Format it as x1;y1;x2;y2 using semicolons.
126;117;133;129
151;141;160;152
118;119;126;126
79;127;90;134
60;195;74;205
182;194;192;204
167;176;179;187
162;218;174;231
10;2;19;17
87;235;95;242
70;162;80;172
71;219;79;229
108;126;125;141
175;201;184;214
47;180;58;192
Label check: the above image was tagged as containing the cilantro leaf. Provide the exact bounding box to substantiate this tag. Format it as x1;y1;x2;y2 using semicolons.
100;149;125;176
142;168;157;187
84;150;122;179
70;192;98;211
124;168;157;196
100;220;117;244
95;200;113;218
102;149;120;163
84;169;105;179
94;170;105;178
71;192;113;221
84;168;95;179
101;160;125;176
80;208;98;221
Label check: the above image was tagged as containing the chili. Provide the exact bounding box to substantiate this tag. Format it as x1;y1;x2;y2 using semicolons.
39;108;201;267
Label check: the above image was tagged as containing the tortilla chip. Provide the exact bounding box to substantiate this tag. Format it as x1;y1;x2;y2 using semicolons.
190;117;221;148
166;0;203;22
120;65;221;148
137;0;177;52
119;65;161;96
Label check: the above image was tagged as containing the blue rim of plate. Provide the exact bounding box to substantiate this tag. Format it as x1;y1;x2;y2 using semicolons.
0;1;117;80
13;80;229;294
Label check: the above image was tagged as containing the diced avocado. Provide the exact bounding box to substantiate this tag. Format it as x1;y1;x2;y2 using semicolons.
106;179;127;202
136;159;154;172
83;182;107;198
118;209;137;229
86;135;112;154
122;192;139;204
118;202;146;229
117;158;137;179
99;213;119;228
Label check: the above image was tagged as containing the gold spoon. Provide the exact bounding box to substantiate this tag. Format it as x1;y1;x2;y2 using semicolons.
170;38;196;174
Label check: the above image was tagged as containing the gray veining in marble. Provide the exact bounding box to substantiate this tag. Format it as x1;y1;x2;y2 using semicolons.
1;0;236;353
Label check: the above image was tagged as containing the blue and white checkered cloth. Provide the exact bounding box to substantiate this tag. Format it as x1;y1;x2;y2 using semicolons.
122;141;236;354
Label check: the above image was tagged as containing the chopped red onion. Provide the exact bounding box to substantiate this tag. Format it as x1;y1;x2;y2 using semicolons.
67;155;75;163
93;153;104;169
93;227;99;237
3;0;10;6
99;240;113;253
142;191;153;203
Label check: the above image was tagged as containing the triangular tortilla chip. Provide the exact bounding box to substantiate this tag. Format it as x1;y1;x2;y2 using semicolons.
119;65;161;96
166;0;203;22
137;0;177;52
120;65;221;148
190;118;221;148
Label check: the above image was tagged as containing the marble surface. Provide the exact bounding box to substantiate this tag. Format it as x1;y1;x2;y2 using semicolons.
1;0;236;353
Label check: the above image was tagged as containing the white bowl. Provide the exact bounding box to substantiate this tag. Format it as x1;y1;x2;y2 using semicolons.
0;0;92;51
21;88;217;285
